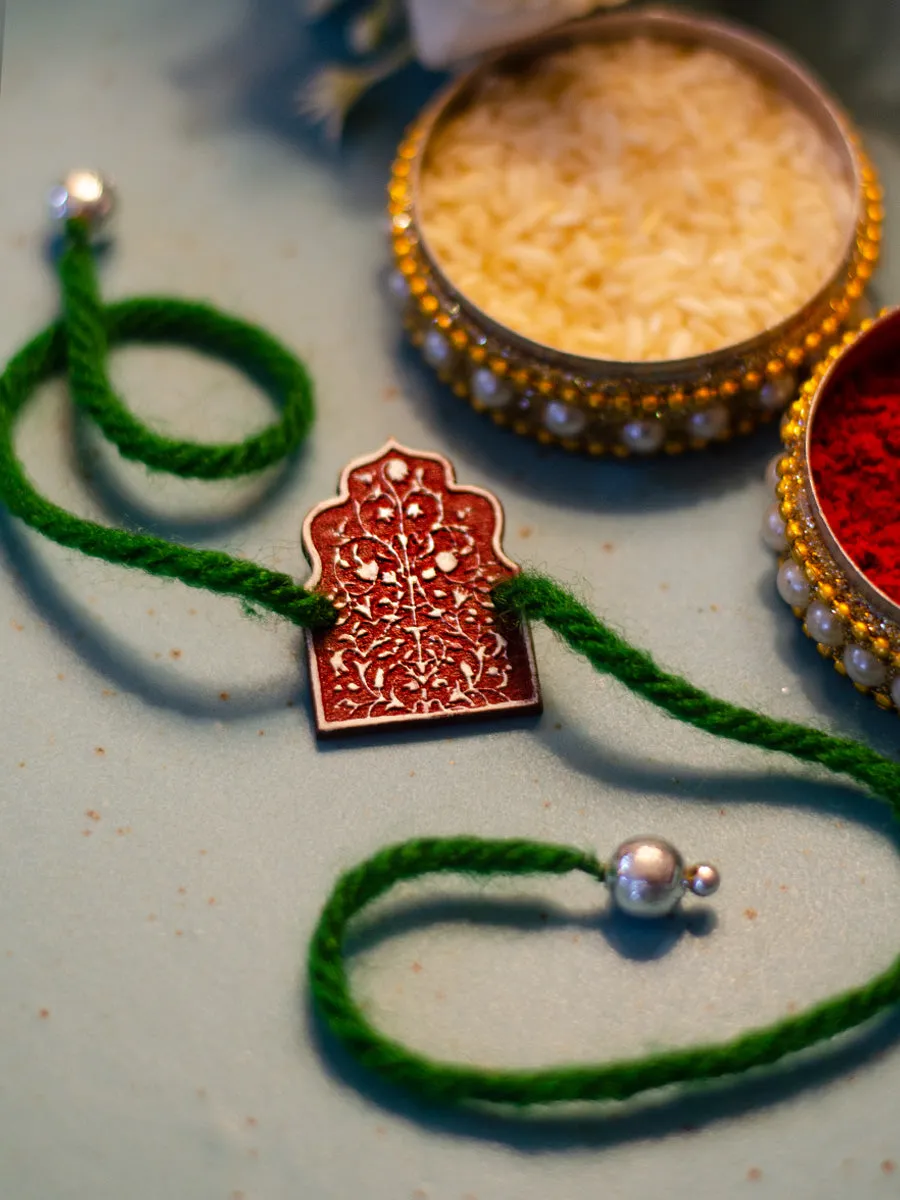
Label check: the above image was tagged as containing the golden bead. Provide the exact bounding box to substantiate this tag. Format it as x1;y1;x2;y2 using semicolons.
830;297;850;319
853;683;870;694
720;379;739;398
836;602;851;619
805;563;821;583
410;276;427;296
436;312;452;331
694;386;713;402
420;295;438;315
468;345;487;364
867;203;886;223
393;235;412;256
766;359;784;378
892;652;900;671
641;393;659;413
536;378;554;396
388;181;409;203
587;441;607;456
490;411;509;428
865;183;884;203
852;620;869;641
668;390;685;409
786;347;805;368
450;329;468;350
587;392;605;410
816;642;833;658
873;637;891;659
561;386;578;404
392;160;411;179
742;370;762;390
793;541;809;561
817;582;835;602
846;280;864;301
786;521;803;540
859;317;875;332
612;444;630;459
489;357;508;377
820;316;839;338
512;419;530;436
804;332;821;353
614;393;632;413
866;223;883;243
511;369;530;388
857;260;874;281
398;256;417;276
875;692;893;710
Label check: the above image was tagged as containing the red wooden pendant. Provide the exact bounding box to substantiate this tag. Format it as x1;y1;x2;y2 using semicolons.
302;441;541;736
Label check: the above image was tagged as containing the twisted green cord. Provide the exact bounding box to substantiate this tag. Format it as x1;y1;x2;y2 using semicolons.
0;220;335;629
309;572;900;1108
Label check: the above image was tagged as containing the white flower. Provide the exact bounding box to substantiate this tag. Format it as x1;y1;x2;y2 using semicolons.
405;0;628;68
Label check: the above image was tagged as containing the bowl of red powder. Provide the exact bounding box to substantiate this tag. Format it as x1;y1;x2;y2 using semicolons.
767;307;900;712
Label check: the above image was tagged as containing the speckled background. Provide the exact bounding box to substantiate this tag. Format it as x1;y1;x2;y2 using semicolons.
3;3;900;1198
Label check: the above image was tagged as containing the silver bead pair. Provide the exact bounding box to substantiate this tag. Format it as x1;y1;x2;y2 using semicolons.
607;836;720;918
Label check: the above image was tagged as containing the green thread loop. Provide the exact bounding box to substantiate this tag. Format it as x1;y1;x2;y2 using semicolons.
309;572;900;1109
0;220;335;630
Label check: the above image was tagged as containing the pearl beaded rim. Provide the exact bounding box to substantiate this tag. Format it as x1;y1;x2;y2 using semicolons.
770;308;900;715
387;12;882;456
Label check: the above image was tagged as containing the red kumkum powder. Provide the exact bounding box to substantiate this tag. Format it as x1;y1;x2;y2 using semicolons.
809;349;900;604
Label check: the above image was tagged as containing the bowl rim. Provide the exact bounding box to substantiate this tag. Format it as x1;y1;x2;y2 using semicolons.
803;307;900;628
407;4;866;380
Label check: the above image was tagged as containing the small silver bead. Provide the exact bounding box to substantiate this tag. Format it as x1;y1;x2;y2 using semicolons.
48;170;116;233
685;863;720;898
607;836;686;918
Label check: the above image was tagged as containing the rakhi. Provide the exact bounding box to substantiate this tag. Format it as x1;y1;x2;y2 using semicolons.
4;173;900;1115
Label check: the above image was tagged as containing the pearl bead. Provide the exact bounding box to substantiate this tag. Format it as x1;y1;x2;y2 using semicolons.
387;269;411;308
843;645;887;688
422;329;453;370
48;170;116;234
761;503;788;552
891;676;900;709
471;368;511;409
543;400;586;438
776;559;810;609
765;453;783;491
805;600;844;647
759;372;797;411
687;405;728;440
621;419;664;455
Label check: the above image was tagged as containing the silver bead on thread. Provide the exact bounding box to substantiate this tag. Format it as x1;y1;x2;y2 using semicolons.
607;836;720;918
48;170;116;235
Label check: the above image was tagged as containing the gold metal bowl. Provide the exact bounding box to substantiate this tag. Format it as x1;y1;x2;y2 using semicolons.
387;6;881;456
771;307;900;714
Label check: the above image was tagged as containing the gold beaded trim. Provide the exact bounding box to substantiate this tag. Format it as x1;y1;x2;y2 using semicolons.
388;121;883;456
777;310;900;713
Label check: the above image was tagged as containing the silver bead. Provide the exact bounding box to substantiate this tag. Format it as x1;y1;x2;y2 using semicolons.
543;400;586;438
471;368;511;409
685;862;721;898
621;418;664;455
759;372;797;412
607;836;719;919
48;170;116;233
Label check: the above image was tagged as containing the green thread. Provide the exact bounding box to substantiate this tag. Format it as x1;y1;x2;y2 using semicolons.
308;572;900;1108
0;220;335;630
